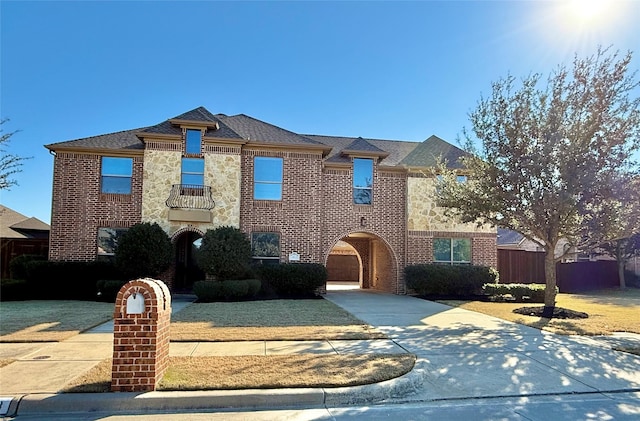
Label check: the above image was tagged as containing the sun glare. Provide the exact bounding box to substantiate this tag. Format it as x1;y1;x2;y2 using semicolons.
568;0;610;23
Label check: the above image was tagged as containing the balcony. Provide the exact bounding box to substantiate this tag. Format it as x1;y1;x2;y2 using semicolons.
166;184;215;223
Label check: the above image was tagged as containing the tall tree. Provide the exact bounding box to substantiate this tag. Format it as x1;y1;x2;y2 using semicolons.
0;119;31;190
436;47;640;316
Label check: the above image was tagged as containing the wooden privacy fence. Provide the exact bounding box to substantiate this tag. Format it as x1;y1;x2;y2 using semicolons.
497;249;619;292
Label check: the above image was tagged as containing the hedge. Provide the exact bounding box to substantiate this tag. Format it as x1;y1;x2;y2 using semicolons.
482;283;553;303
257;263;327;297
193;279;262;302
404;264;498;297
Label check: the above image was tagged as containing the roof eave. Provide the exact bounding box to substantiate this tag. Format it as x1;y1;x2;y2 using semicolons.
168;119;220;130
341;149;390;159
45;146;144;156
246;141;332;156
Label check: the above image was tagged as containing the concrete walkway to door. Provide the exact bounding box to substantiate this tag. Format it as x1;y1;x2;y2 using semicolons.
323;289;640;401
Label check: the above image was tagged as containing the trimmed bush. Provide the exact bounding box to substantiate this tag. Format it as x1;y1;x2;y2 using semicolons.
257;263;327;297
22;260;124;300
96;279;129;302
195;226;252;281
115;222;173;280
482;283;552;303
8;254;46;280
0;279;29;301
193;279;262;302
193;280;223;301
404;264;498;297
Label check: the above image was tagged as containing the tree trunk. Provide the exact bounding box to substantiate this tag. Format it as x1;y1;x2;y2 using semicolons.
543;248;557;318
617;240;627;289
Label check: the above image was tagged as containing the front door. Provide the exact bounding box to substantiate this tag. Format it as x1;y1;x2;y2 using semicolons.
174;231;204;292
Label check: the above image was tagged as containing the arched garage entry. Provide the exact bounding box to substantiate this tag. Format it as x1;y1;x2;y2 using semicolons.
171;227;205;293
325;231;398;293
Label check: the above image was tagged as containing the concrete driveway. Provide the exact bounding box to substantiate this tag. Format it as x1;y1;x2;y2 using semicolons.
323;289;640;401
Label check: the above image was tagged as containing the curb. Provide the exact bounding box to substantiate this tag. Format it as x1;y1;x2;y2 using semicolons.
9;363;426;417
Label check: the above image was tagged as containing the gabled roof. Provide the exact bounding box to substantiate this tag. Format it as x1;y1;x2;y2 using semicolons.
45;128;145;151
496;227;525;246
0;205;50;239
171;106;220;123
341;137;390;158
399;135;468;169
44;107;466;169
305;135;419;166
141;107;243;140
217;114;327;147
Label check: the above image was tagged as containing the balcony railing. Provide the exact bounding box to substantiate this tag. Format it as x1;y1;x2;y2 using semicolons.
166;184;215;210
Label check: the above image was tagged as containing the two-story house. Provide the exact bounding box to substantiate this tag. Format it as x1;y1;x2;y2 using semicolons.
45;106;497;294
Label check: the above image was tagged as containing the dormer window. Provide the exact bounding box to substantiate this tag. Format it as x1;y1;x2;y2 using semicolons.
185;129;202;155
353;158;373;205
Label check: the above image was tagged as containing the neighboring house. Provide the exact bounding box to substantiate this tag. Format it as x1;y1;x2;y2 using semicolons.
496;228;576;261
496;227;621;263
44;107;497;294
0;205;50;279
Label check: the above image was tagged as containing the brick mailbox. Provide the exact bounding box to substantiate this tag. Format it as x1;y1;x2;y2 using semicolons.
111;278;172;392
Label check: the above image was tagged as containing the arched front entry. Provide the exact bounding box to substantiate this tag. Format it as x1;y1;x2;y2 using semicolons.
172;229;204;293
325;231;398;293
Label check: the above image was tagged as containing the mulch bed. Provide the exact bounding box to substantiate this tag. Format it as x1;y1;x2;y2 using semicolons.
513;306;589;319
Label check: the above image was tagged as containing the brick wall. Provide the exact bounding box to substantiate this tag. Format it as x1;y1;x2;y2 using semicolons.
240;149;325;263
111;278;171;392
321;166;405;293
49;152;142;261
407;230;497;268
49;146;496;294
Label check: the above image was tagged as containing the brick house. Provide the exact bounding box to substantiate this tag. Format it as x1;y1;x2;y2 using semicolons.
45;106;496;294
0;205;50;279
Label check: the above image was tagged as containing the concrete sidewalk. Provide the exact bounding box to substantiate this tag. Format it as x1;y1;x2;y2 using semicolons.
1;289;639;418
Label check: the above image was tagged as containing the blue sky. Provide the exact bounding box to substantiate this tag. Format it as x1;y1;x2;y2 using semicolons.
2;0;639;224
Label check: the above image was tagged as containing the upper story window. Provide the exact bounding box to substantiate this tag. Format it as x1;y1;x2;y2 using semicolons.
101;157;133;194
433;238;471;264
185;129;202;155
353;158;373;205
254;157;283;200
181;157;204;186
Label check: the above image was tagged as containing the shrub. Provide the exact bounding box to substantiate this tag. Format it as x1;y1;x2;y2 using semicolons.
257;263;327;297
404;264;498;297
0;279;29;301
96;279;129;302
195;226;252;281
482;283;552;303
193;279;262;302
115;222;173;280
8;254;46;280
23;260;124;300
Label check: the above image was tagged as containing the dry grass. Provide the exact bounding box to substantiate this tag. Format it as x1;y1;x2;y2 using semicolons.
0;300;114;342
64;354;416;392
0;359;15;368
171;299;386;341
438;288;640;336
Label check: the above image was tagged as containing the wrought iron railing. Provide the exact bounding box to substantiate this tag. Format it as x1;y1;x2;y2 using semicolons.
166;184;215;210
